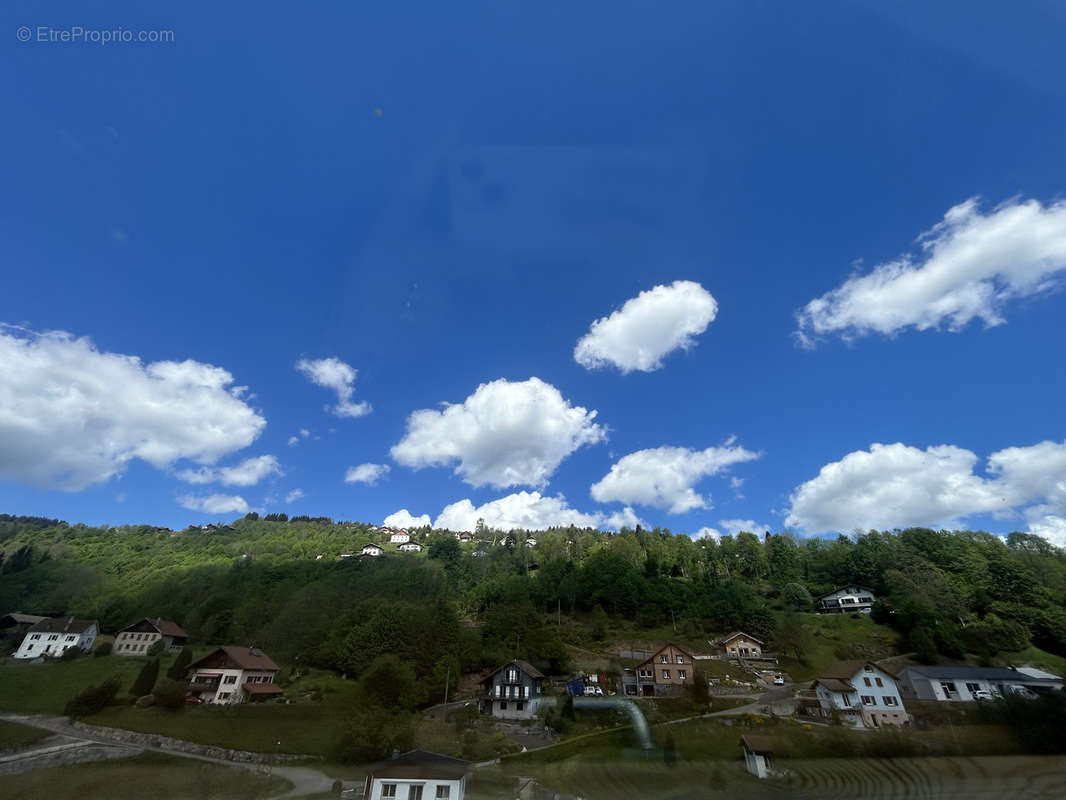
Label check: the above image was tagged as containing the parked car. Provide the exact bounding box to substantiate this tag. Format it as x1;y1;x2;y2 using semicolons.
972;689;996;701
773;675;785;685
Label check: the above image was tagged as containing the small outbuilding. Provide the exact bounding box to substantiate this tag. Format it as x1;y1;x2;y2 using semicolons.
741;734;777;779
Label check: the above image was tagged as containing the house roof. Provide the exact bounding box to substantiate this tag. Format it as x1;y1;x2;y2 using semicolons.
741;734;776;754
480;659;545;684
1;612;48;626
369;750;471;781
363;543;384;550
27;617;97;635
902;665;1046;682
811;678;856;693
119;618;189;638
820;660;897;681
818;585;877;599
188;646;279;672
636;642;695;667
713;631;764;646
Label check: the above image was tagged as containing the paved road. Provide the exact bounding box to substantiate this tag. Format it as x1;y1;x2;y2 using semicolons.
0;713;334;798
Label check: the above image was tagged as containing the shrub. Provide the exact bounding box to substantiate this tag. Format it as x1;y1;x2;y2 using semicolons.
130;658;160;697
781;582;813;611
65;676;122;718
152;679;189;710
59;646;82;661
93;641;113;657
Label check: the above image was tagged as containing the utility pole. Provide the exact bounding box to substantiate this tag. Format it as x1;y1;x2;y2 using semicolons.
443;664;450;706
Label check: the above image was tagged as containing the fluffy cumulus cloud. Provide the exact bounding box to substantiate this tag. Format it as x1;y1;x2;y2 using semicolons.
344;463;391;485
177;455;282;486
785;440;1066;546
574;280;718;373
690;527;722;540
295;357;371;418
797;197;1066;345
284;488;304;504
590;442;760;513
719;519;772;536
0;326;265;490
431;491;643;532
177;493;249;514
391;378;605;489
384;509;432;529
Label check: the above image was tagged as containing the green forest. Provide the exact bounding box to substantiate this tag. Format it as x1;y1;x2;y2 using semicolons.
4;512;1066;684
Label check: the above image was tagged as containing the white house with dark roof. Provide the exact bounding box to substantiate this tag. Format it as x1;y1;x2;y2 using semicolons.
389;530;411;544
186;646;283;704
480;659;545;719
363;750;471;800
398;541;423;553
13;617;98;659
816;585;877;614
361;543;385;557
113;617;188;655
810;660;908;727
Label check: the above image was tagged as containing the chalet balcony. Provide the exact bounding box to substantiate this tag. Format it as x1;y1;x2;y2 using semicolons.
188;677;221;694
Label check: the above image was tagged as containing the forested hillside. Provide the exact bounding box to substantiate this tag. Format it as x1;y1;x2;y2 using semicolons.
3;513;1066;691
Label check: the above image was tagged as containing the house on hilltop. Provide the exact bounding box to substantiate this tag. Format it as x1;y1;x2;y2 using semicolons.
187;646;283;704
363;750;471;800
398;541;424;553
361;543;385;557
389;530;411;544
635;643;695;697
480;659;545;719
12;617;98;659
816;585;876;614
808;660;908;727
113;617;188;655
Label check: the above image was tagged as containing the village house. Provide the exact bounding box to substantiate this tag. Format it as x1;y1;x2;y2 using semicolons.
186;646;283;704
361;543;385;557
389;530;411;544
741;734;777;779
809;660;908;727
12;617;98;659
898;665;1062;701
816;585;877;614
480;659;545;719
712;631;764;659
398;541;424;553
363;750;471;800
635;643;695;697
113;617;188;656
456;531;474;542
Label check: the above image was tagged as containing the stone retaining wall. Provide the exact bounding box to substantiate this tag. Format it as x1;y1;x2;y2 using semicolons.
0;744;139;775
68;720;318;764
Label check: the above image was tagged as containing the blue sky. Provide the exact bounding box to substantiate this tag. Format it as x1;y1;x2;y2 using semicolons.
3;1;1066;542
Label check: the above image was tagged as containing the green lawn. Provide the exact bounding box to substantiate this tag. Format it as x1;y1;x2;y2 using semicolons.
0;752;291;800
0;718;51;751
0;654;158;714
775;612;899;682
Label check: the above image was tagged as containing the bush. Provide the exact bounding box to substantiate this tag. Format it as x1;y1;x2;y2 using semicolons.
65;676;122;718
93;641;113;657
781;582;813;611
152;679;189;709
59;646;82;661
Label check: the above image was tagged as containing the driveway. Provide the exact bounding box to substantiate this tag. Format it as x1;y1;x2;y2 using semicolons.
0;713;334;798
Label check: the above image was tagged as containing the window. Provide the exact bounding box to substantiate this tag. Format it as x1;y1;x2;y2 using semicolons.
218;692;231;700
864;677;871;687
965;682;980;693
495;685;501;698
841;694;851;707
940;682;957;696
66;635;77;641
678;670;687;679
508;669;517;682
639;669;652;678
436;787;451;799
381;784;397;798
884;696;898;706
224;675;238;684
499;701;507;710
875;677;884;687
407;786;423;800
861;695;876;706
516;702;524;711
661;670;670;680
863;665;872;671
660;655;668;663
676;655;684;664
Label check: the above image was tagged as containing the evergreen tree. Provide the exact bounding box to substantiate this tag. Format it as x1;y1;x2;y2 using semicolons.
130;658;160;697
167;646;192;680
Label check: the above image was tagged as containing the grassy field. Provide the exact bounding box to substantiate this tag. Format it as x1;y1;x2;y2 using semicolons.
0;752;291;800
0;655;156;714
775;612;899;682
0;718;51;751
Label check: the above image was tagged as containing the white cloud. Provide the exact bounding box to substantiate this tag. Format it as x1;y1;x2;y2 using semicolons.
391;378;606;489
590;443;760;513
345;463;391;485
384;509;431;529
690;527;722;540
575;280;718;373
288;428;311;447
284;488;304;504
431;491;643;532
177;493;249;514
719;519;771;536
0;326;265;490
296;357;371;418
177;455;282;487
785;440;1066;546
797;197;1066;345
